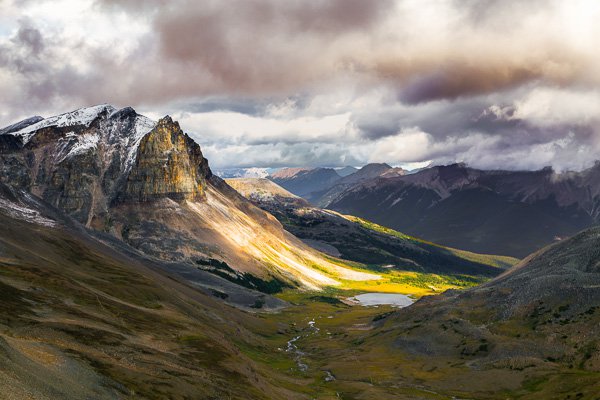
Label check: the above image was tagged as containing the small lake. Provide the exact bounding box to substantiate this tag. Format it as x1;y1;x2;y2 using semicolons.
349;293;414;308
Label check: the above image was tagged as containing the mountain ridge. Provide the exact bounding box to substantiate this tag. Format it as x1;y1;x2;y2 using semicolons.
227;177;517;276
324;162;600;257
0;105;378;292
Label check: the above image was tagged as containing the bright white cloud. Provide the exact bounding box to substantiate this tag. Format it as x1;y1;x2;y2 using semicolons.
512;88;600;126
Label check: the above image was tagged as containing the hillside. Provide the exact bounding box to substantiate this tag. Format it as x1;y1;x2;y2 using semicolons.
325;163;600;257
0;183;300;399
0;105;378;292
367;225;600;397
227;178;517;278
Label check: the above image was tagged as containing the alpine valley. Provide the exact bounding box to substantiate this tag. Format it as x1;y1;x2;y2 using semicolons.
2;105;600;399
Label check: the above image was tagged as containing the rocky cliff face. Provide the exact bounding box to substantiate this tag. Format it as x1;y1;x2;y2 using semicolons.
0;105;363;292
122;116;211;202
0;105;213;224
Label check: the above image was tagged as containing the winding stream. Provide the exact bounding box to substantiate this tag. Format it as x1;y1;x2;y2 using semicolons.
285;293;413;379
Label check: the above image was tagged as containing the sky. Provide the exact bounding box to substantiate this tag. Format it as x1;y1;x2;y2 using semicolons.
1;0;600;171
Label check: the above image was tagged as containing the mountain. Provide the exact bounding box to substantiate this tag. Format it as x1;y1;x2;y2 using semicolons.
325;162;600;257
343;163;395;180
313;163;406;207
335;166;358;177
213;167;272;178
358;224;600;397
0;105;378;293
227;177;517;276
270;167;342;201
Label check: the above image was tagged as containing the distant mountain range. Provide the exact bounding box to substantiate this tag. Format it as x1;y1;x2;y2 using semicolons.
270;163;405;203
271;162;600;257
213;167;273;179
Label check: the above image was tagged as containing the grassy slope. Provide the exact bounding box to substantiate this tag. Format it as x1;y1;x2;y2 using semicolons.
343;213;518;269
227;177;520;297
0;212;311;399
1;200;595;399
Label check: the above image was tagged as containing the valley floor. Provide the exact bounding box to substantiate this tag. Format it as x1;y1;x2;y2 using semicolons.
250;289;600;399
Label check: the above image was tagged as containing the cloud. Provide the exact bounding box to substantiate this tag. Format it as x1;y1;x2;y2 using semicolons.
512;87;600;126
13;21;44;55
1;0;600;172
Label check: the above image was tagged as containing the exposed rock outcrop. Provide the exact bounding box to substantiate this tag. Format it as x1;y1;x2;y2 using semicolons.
122;116;211;202
0;105;362;291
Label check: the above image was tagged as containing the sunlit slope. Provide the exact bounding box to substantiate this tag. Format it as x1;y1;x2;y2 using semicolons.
0;192;303;399
226;177;520;296
227;178;518;274
110;178;380;292
186;183;380;289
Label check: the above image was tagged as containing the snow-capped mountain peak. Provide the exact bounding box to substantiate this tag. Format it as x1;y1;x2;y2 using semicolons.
8;104;117;144
0;105;158;172
213;167;272;179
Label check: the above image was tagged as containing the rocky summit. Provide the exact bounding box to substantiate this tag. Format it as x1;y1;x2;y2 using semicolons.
0;106;210;212
123;116;211;202
0;104;157;225
0;106;213;219
0;105;383;294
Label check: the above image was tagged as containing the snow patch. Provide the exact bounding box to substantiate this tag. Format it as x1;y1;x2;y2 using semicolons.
65;133;100;159
0;198;55;227
124;115;156;172
8;104;116;144
390;195;404;207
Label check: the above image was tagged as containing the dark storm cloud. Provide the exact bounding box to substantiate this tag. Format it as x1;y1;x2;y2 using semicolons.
351;94;503;141
397;65;540;104
13;22;44;55
148;0;394;94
